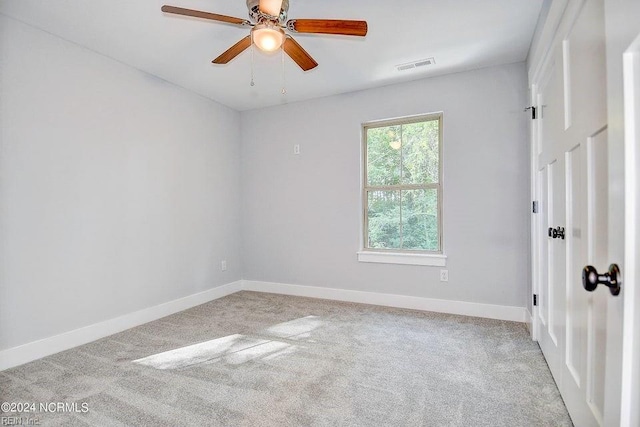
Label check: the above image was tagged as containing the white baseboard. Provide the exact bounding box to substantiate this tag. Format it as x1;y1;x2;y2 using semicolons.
1;279;527;371
0;281;242;371
242;280;527;323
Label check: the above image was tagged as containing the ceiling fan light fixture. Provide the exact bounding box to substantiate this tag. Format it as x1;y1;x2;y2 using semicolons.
252;23;285;52
162;1;366;71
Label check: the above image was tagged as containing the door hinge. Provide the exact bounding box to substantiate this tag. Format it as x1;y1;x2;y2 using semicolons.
533;294;538;306
532;201;539;213
524;106;537;120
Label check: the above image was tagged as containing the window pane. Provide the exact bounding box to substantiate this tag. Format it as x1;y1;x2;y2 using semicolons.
401;120;439;185
366;126;401;186
401;189;439;251
367;190;401;249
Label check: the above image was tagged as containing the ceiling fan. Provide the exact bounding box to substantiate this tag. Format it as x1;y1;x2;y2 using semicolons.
161;0;368;71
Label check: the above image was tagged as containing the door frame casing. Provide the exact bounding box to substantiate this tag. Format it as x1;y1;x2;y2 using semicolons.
529;83;540;340
621;31;640;427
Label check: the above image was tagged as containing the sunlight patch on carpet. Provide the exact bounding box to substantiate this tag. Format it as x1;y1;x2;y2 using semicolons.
132;315;321;370
133;334;270;370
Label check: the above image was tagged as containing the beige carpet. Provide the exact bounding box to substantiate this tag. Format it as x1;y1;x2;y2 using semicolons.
0;291;572;426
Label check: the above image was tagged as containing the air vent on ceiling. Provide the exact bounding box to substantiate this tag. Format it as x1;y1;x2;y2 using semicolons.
396;57;435;72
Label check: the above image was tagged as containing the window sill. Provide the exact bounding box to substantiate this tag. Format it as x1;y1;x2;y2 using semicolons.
357;251;447;267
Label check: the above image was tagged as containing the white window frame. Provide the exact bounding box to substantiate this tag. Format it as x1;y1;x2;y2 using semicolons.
358;112;446;267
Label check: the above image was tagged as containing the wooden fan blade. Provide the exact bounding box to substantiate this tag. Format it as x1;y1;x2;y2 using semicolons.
287;19;368;36
259;0;283;17
161;5;248;26
213;36;252;64
283;37;318;71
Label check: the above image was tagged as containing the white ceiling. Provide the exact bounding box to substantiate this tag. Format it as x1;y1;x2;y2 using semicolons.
0;0;543;111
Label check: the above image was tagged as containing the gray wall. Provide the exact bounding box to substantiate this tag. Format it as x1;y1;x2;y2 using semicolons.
0;16;242;351
240;62;531;308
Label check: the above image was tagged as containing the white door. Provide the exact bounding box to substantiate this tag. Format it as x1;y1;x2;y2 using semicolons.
533;0;622;425
535;51;565;388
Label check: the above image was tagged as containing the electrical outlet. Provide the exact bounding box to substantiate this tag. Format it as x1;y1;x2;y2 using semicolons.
293;144;300;155
221;260;227;271
440;269;449;282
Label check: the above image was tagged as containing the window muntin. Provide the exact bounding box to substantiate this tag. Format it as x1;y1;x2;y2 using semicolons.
363;113;442;253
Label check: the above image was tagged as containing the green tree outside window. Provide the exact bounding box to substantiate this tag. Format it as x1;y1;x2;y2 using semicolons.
364;114;441;252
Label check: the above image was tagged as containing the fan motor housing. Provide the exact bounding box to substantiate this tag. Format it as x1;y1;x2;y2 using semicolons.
246;0;289;23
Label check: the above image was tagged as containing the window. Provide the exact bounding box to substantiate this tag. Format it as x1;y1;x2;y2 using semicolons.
361;113;443;263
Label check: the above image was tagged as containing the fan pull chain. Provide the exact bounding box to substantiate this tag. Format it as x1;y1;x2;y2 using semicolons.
281;46;287;95
250;41;255;87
